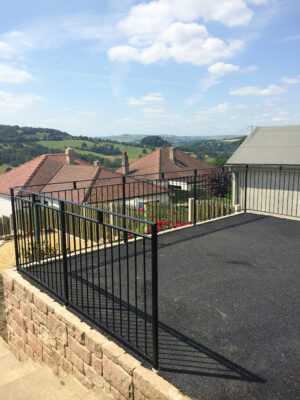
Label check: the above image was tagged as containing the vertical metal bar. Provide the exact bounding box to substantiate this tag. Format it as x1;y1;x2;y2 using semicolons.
32;194;40;246
151;223;159;370
10;188;19;269
122;176;127;243
193;170;197;225
244;164;248;212
60;201;69;306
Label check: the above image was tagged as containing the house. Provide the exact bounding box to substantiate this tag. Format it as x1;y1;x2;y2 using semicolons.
0;148;90;216
42;162;169;208
0;148;168;216
116;147;216;191
226;125;300;218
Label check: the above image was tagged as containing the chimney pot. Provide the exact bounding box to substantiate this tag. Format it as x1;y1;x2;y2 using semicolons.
122;152;129;175
169;147;176;162
65;148;75;165
94;160;101;167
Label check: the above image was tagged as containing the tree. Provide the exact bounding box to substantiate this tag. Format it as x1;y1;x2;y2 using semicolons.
141;136;170;147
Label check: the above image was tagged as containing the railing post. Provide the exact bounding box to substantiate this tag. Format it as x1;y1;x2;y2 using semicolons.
122;176;127;243
32;194;40;246
151;223;159;370
244;164;248;212
10;188;19;269
193;169;197;225
73;181;77;189
60;201;69;306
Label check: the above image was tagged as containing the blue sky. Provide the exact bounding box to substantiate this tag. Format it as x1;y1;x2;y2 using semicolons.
0;0;299;137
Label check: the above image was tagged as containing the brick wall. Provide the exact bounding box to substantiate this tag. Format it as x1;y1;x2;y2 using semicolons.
2;268;190;400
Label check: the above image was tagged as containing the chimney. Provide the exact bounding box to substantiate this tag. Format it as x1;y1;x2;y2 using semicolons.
94;160;101;167
122;152;129;175
65;147;75;165
169;147;176;162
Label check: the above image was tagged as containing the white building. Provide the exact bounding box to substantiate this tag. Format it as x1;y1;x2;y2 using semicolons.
227;126;300;219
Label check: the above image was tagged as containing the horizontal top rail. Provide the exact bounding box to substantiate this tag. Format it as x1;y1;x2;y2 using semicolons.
13;166;223;190
11;187;156;227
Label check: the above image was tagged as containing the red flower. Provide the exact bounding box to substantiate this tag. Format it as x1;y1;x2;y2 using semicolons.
157;220;163;226
148;226;152;232
139;208;144;212
172;210;176;214
127;232;134;238
152;214;155;218
28;228;31;233
165;219;169;225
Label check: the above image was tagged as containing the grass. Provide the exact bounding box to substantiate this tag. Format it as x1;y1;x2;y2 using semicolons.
39;139;151;161
0;164;12;175
222;138;241;143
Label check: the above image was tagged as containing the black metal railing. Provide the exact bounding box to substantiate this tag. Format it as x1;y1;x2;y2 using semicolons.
16;169;233;232
231;165;300;218
11;188;159;369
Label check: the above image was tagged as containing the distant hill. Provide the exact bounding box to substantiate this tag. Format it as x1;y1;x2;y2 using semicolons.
0;124;245;174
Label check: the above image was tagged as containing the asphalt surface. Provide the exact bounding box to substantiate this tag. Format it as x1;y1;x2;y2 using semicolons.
21;213;300;400
156;213;300;400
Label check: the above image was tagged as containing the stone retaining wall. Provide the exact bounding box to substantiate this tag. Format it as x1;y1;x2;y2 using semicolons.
3;268;190;400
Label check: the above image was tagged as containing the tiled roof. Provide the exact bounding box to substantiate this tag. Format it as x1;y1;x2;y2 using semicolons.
42;166;167;203
116;147;216;178
0;153;90;196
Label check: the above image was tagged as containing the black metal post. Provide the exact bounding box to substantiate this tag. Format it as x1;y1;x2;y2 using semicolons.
32;194;40;246
244;164;248;212
60;201;69;305
10;188;19;269
73;181;77;189
151;223;159;370
122;176;127;243
193;169;197;225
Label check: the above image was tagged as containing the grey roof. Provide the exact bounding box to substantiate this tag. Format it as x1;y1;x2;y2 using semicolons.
226;125;300;166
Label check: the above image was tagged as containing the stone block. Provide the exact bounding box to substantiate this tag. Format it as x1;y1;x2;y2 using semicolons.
48;312;68;345
6;292;20;309
118;353;141;376
13;308;26;331
84;364;105;387
74;320;91;344
33;291;52;314
20;302;32;319
102;342;125;364
68;334;91;365
103;355;132;399
39;325;57;348
85;329;108;357
73;367;94;390
60;357;73;374
92;354;103;375
133;366;182;400
65;347;84;374
2;268;15;291
110;386;128;400
27;332;43;358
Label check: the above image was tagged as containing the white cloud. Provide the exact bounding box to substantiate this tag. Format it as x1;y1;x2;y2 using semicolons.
0;90;43;114
196;102;232;119
126;92;164;105
280;76;300;84
108;20;244;66
230;84;285;96
241;64;258;73
272;116;287;122
207;62;240;76
107;0;261;66
0;64;33;83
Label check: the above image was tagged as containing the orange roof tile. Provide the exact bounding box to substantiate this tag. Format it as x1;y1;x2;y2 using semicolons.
116;147;216;178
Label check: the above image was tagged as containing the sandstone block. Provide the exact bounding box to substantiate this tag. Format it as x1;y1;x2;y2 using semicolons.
85;329;108;357
73;367;94;390
48;312;68;345
103;355;132;399
133;366;182;400
118;353;141;376
13;308;26;331
27;332;43;358
92;354;103;375
65;347;84;374
68;335;91;365
20;302;32;319
33;291;52;314
102;342;125;364
2;268;15;291
74;320;91;344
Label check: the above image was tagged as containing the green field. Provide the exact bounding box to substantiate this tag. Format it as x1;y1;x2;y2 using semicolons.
39;139;150;161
